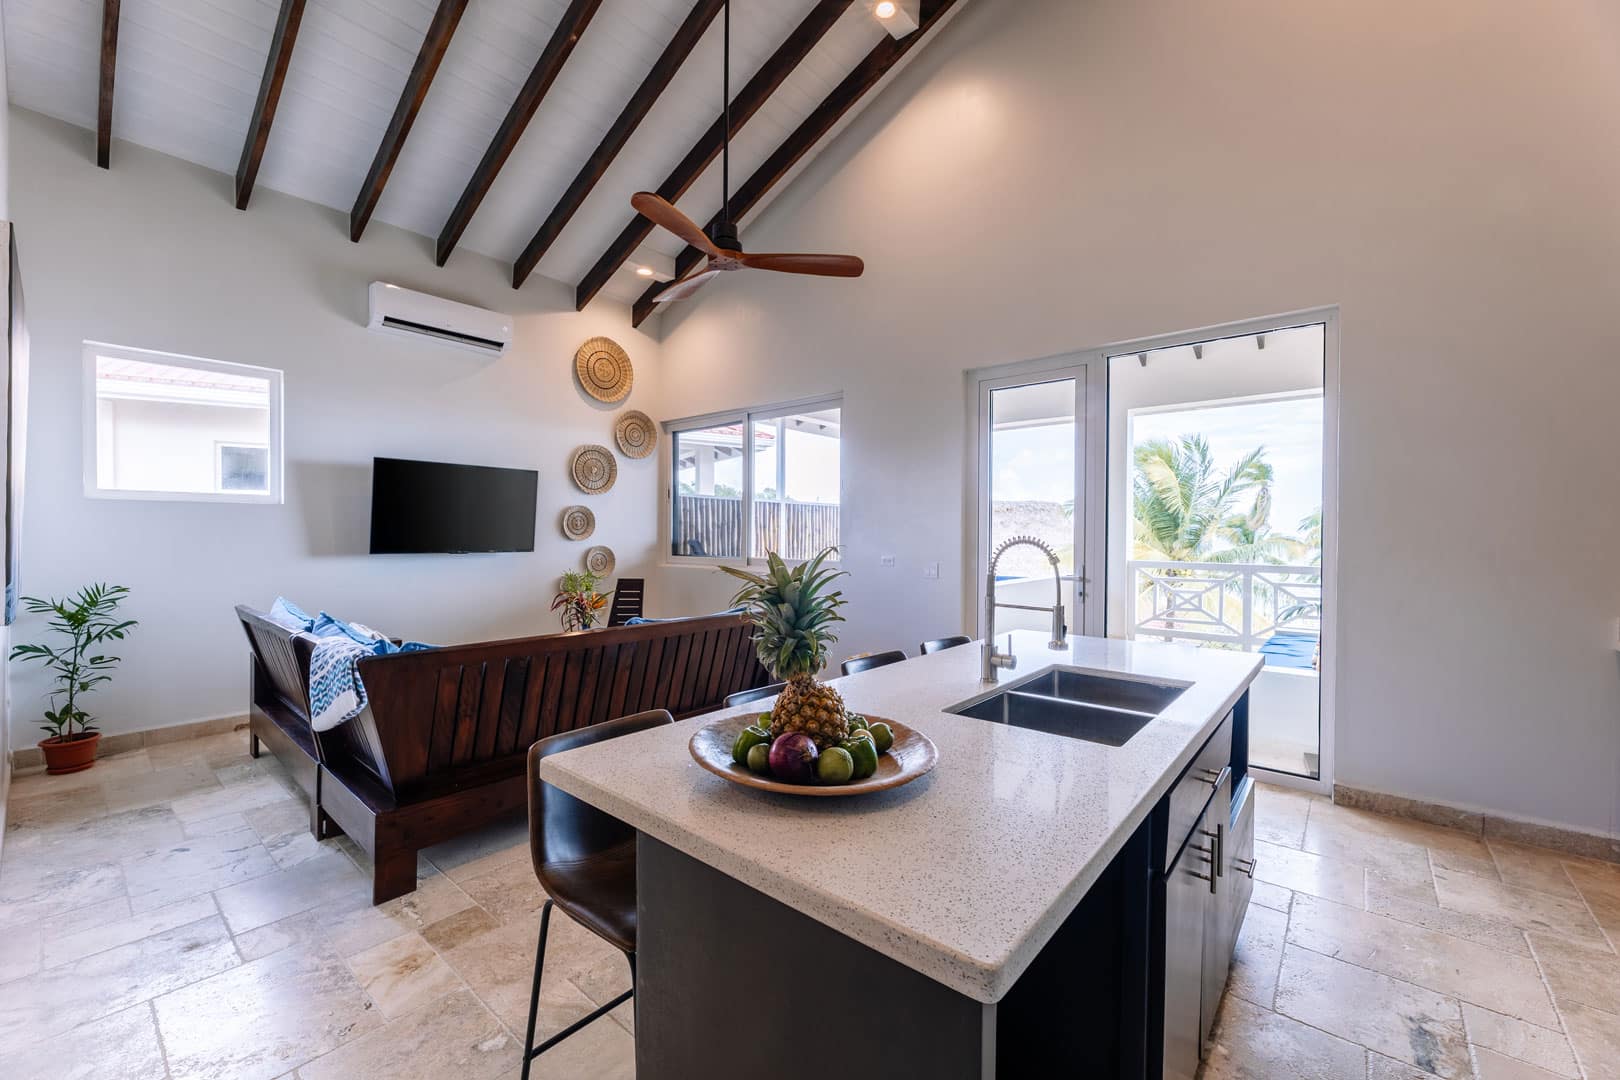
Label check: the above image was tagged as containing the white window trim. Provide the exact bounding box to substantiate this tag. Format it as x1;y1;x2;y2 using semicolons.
82;340;285;504
661;392;843;568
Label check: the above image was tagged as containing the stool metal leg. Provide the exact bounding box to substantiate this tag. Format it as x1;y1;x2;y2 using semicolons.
521;898;635;1073
520;900;553;1080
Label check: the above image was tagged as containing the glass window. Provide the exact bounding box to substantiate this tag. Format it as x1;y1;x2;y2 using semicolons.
669;399;841;562
85;342;283;502
671;421;746;558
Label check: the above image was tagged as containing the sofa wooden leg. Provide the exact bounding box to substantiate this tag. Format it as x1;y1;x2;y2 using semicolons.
373;848;417;905
250;732;261;759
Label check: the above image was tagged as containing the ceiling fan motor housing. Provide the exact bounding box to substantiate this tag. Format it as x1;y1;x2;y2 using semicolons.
709;220;742;251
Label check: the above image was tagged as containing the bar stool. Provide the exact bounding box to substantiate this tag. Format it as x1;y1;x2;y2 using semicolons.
840;650;908;676
920;635;972;655
725;681;786;708
521;708;673;1077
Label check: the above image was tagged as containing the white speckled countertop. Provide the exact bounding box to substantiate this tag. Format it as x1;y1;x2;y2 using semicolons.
540;631;1262;1003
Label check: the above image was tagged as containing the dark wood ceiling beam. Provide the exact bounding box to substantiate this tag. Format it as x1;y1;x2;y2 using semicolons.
571;0;855;309
235;0;308;210
435;0;605;265
511;0;724;288
350;0;471;243
629;0;959;326
97;0;121;168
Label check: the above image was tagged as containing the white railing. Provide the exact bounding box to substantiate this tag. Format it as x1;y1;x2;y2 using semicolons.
1126;560;1321;650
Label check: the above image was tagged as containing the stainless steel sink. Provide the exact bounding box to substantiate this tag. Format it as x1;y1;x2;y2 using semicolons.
946;666;1188;747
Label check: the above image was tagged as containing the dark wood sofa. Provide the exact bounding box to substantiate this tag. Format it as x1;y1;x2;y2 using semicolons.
235;607;769;903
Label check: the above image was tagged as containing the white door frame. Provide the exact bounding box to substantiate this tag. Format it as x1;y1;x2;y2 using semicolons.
965;354;1109;645
1095;308;1341;795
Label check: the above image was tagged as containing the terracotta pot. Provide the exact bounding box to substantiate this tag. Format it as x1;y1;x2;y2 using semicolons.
38;731;101;775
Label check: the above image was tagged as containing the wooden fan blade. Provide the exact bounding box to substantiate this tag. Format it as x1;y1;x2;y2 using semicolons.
738;252;864;277
654;266;722;302
630;192;720;257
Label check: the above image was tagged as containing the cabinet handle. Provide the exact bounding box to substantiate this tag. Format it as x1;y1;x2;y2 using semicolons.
1201;823;1224;878
1191;840;1218;895
1195;767;1221;785
1235;856;1256;878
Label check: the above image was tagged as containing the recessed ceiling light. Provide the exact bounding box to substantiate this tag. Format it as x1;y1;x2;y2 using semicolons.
635;266;654;277
874;1;896;16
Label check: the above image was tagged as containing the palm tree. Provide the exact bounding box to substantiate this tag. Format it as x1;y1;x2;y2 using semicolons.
1131;436;1275;562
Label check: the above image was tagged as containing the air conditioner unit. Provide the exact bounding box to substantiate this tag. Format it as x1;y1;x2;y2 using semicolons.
366;282;512;357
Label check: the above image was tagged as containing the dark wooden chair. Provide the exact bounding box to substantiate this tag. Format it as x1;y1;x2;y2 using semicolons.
840;650;909;676
606;578;645;626
522;708;672;1076
920;635;972;655
725;681;785;708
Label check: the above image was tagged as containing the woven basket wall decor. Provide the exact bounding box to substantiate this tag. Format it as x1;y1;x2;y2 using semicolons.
574;337;633;403
569;444;618;494
584;545;616;577
614;410;657;459
560;505;595;540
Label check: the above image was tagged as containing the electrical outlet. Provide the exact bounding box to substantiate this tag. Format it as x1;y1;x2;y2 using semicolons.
879;554;896;568
922;562;939;580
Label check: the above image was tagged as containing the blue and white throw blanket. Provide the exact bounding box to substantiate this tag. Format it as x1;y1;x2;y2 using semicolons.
270;598;435;733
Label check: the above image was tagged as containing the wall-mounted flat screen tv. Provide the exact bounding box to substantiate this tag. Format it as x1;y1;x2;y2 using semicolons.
369;456;538;554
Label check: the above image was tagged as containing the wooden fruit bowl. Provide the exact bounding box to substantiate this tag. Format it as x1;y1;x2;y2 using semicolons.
689;714;938;797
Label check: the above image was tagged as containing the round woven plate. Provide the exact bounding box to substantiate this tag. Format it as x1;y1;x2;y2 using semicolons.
584;545;615;576
614;409;656;459
574;337;633;403
560;505;595;541
569;445;618;494
688;715;938;797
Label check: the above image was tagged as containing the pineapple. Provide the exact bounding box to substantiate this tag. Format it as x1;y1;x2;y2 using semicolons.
721;548;850;748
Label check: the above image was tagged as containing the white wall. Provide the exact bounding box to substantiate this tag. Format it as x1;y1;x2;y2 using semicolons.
8;107;664;741
97;398;270;493
652;0;1620;836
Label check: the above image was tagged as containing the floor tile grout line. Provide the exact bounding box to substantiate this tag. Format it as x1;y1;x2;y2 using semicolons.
1281;936;1554;1036
148;998;176;1079
1459;994;1583;1080
1523;933;1596;1080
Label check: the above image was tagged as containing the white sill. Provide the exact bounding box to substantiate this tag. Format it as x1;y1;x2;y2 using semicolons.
84;486;283;505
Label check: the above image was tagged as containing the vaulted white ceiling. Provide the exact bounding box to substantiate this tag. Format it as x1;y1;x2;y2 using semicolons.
3;0;950;311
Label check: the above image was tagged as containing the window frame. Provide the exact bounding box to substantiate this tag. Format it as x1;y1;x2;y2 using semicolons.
663;393;843;567
82;340;285;504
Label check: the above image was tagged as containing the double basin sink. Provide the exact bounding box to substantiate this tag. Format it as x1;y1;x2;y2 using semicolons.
947;666;1188;747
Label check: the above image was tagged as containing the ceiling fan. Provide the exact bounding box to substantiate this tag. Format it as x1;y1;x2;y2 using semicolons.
631;0;864;304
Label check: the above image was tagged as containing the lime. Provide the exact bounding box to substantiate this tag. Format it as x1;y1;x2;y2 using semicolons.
816;746;855;784
846;713;869;732
841;736;879;780
733;725;772;765
746;742;773;775
866;722;894;754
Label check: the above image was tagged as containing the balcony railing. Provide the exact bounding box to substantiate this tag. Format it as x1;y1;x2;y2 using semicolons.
1126;559;1321;650
674;493;840;560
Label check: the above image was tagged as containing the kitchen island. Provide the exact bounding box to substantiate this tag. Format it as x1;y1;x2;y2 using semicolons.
541;631;1262;1079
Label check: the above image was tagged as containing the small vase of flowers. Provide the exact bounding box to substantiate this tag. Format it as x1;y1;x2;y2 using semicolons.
552;570;608;632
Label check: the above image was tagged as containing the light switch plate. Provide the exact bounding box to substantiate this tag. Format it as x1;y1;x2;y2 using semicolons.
922;562;940;580
879;554;896;567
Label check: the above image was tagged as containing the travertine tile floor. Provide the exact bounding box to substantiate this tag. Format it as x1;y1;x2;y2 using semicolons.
1;730;1617;1079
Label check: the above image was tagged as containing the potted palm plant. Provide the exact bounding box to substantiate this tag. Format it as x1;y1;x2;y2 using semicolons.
9;583;138;775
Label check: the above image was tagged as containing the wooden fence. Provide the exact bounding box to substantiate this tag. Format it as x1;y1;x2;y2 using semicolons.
674;495;840;560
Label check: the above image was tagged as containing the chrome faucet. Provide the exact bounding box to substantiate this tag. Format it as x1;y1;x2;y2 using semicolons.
981;535;1068;683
